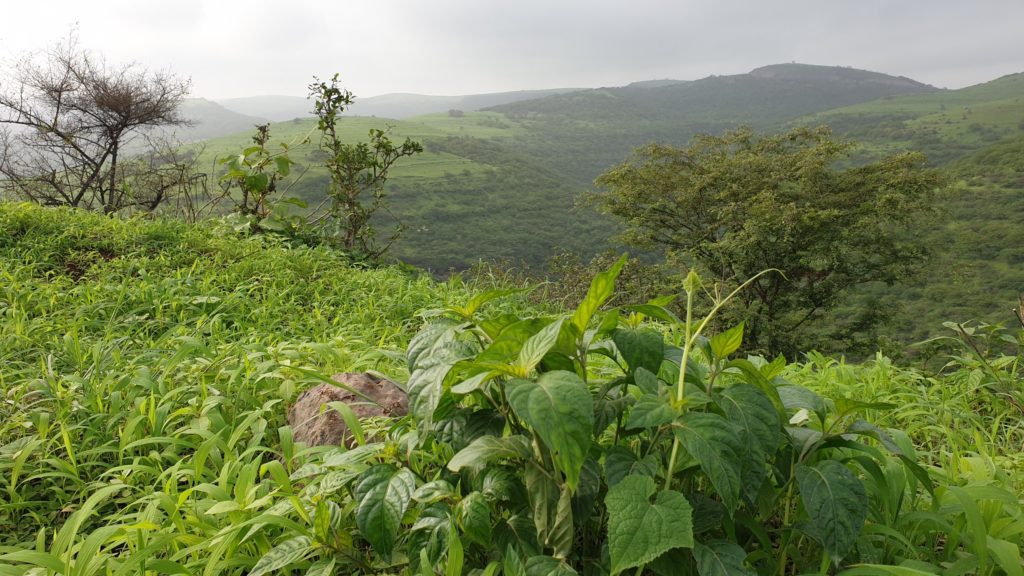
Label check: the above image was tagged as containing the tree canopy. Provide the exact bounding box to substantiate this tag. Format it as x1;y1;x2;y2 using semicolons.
592;126;945;356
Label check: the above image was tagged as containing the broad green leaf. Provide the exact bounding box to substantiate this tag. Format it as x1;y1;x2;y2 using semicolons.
448;435;532;472
305;558;337;576
354;465;417;558
407;322;457;370
249;536;312;576
475;318;552;368
413;480;456;504
718;384;781;501
245;172;270;193
274;156;292;177
634;366;661;395
408;363;453;430
571;254;626;336
572;457;603;521
606;475;694;575
847;420;903;455
457;491;492;546
451;371;493;394
549;486;575;559
986;536;1023;576
524;556;579;576
516;318;566;374
525;461;561;551
206;500;242;514
622;303;682;324
604;446;660;488
709;323;744;360
718;385;781;454
612;327;664;376
673;413;743;512
625;393;678;430
796;461;868;563
507;371;594;489
694;540;756;576
724;359;785;415
778;386;826;423
259;216;287;231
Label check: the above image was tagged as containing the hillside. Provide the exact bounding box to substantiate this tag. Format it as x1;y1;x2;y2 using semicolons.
214;87;585;123
1;203;1022;574
486;63;940;184
187;63;1023;345
192;112;604;270
214;94;313;122
789;74;1024;338
799;72;1024;164
176;98;268;141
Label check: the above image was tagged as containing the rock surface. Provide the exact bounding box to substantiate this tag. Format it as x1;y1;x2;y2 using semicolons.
287;372;408;448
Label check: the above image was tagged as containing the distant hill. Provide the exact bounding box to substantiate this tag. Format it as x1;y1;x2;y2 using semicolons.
175;98;267;141
187;63;1024;347
484;63;939;184
213;95;312;123
213;88;585;123
797;72;1024;164
346;88;585;118
624;79;689;89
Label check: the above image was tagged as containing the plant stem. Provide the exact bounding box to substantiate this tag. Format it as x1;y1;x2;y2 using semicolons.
663;282;695;492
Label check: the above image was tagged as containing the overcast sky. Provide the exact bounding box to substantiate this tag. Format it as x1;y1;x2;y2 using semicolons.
1;1;1022;99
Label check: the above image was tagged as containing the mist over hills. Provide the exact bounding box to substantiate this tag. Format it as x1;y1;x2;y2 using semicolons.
209;87;585;123
173;99;267;142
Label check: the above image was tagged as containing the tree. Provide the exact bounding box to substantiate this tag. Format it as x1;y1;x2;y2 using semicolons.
307;74;423;259
591;126;945;356
0;34;190;213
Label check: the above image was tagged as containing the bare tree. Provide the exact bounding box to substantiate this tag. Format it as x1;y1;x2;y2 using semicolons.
0;33;191;212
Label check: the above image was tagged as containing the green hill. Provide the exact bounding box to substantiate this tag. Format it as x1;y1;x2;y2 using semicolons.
798;72;1024;163
192;112;604;270
485;63;939;184
187;64;1024;345
214;87;585;123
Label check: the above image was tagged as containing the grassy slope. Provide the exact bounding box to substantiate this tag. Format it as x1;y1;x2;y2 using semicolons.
1;204;1021;572
0;202;483;545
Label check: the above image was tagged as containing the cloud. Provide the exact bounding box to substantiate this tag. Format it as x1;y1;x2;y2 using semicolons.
0;0;1021;97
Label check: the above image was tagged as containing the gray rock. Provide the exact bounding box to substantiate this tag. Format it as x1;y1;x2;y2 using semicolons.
287;372;408;448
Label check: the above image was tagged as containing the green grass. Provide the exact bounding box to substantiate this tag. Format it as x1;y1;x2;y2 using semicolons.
1;204;1023;574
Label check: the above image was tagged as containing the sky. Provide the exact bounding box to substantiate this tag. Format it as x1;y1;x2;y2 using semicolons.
1;0;1022;100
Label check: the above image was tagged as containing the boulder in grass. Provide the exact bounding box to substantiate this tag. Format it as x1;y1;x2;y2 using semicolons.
287;372;408;448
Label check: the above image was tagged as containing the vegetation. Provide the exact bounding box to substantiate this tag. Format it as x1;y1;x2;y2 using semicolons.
307;74;424;258
172;65;1022;351
1;204;1023;575
590;126;945;357
0;35;191;213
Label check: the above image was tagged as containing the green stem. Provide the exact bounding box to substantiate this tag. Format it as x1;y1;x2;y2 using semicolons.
663;282;695;492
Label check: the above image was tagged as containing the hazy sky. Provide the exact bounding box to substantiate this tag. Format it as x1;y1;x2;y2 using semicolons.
1;1;1022;99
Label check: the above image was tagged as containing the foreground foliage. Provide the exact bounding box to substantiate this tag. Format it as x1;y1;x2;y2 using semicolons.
0;204;1022;575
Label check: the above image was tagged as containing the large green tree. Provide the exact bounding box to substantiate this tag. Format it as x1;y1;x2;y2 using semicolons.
592;126;945;356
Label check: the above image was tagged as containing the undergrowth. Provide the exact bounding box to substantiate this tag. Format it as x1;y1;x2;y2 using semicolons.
0;203;1021;575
